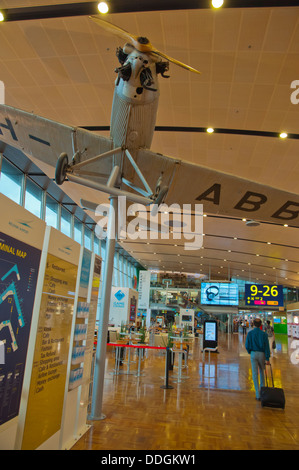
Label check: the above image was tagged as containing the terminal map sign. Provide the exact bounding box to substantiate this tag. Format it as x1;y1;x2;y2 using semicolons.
0;232;41;425
245;284;284;307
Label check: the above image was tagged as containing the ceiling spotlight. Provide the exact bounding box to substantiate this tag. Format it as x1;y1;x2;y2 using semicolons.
212;0;224;8
0;12;4;21
97;2;109;14
279;132;288;139
207;127;214;133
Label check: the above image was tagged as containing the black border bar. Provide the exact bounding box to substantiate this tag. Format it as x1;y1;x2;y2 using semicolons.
1;1;299;22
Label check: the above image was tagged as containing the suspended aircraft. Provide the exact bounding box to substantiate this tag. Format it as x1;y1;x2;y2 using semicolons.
0;16;298;228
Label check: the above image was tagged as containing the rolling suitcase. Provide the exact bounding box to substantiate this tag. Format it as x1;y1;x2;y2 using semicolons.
260;363;285;409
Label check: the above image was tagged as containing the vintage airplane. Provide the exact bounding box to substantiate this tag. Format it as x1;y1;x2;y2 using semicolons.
0;16;299;228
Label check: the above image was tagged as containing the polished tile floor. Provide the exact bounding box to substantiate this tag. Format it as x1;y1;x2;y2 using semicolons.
72;331;299;450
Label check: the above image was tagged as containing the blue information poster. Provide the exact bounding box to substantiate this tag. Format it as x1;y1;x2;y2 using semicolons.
0;232;41;425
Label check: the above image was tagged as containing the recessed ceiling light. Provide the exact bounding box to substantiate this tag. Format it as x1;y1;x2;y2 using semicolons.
0;12;4;21
284;224;288;227
207;127;214;133
212;0;224;8
279;132;288;139
97;2;109;14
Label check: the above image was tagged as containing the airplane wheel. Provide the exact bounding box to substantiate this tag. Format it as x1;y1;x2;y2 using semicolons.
55;153;69;185
155;186;168;206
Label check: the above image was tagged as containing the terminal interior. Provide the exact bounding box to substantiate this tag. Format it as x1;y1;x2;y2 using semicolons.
0;0;299;451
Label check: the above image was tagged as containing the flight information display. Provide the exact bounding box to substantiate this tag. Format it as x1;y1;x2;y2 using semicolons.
200;282;239;306
245;284;284;307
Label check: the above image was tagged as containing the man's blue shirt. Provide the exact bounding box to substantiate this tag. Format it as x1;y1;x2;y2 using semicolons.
245;327;270;361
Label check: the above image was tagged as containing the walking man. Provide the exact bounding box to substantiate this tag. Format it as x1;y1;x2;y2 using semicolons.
245;318;270;400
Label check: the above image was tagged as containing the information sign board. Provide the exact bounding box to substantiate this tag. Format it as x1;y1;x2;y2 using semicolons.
21;251;78;450
0;232;41;426
245;284;284;307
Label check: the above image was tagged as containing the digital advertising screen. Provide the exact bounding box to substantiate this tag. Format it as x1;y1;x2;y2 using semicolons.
204;322;216;342
245;284;284;307
203;320;218;349
200;282;239;306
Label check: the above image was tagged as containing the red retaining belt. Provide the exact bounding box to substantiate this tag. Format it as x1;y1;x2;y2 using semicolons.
107;343;166;350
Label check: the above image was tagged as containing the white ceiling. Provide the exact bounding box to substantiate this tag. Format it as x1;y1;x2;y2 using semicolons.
0;2;299;287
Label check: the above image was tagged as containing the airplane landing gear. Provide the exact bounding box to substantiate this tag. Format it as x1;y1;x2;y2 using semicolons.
55;153;69;185
154;185;168;206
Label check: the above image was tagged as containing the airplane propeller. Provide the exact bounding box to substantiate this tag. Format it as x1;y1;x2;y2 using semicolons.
89;16;201;75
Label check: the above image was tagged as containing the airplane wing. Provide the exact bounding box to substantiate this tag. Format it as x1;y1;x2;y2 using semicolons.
130;148;299;228
0;104;113;183
0;104;298;228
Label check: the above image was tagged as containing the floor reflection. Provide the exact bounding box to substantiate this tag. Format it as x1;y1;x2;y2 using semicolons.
72;330;299;450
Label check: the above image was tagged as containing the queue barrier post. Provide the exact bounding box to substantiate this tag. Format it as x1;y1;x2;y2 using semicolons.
107;343;173;389
161;347;174;390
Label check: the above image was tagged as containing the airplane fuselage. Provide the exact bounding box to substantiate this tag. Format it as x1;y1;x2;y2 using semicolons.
110;48;161;154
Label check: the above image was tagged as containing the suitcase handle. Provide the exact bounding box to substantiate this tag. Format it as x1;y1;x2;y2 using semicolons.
264;362;274;388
